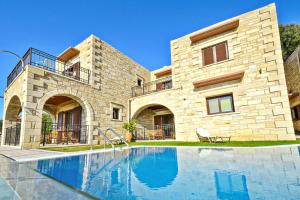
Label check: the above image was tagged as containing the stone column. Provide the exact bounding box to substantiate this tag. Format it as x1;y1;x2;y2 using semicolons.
20;106;43;149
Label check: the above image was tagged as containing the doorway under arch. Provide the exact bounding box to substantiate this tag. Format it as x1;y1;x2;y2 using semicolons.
40;95;89;146
3;95;22;146
132;104;175;140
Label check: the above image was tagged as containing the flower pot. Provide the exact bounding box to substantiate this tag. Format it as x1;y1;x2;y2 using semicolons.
125;132;133;142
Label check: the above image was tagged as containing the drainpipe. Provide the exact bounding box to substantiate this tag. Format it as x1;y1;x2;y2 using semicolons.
128;99;132;120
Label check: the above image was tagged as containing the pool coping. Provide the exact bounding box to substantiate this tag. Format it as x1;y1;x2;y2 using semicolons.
15;143;300;162
16;147;131;162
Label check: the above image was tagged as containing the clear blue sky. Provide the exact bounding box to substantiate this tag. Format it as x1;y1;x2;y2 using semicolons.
0;0;299;117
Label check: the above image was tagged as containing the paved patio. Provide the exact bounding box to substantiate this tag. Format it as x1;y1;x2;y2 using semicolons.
0;146;63;162
0;145;127;162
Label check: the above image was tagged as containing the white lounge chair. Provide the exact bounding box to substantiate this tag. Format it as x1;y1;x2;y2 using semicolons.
111;136;125;145
196;128;231;143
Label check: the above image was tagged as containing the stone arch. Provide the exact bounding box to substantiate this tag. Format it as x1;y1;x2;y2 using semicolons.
131;98;176;118
35;89;95;144
5;95;22;122
36;89;94;123
131;102;177;140
42;110;55;123
131;103;174;119
2;95;23;146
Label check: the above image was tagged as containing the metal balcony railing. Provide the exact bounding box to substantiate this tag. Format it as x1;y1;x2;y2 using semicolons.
134;124;175;140
7;48;90;87
41;122;88;146
132;76;173;97
4;123;21;146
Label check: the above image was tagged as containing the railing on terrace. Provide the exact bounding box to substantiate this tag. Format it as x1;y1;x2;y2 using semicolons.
4;123;21;146
131;76;172;97
7;48;90;87
41;122;88;146
134;124;175;140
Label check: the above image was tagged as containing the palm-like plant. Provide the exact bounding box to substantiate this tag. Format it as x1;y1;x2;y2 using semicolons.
123;119;137;142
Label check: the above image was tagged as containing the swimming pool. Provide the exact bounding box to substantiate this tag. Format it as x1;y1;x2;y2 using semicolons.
31;146;300;200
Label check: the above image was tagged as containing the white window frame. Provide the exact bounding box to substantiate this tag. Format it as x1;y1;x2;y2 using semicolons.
110;102;124;121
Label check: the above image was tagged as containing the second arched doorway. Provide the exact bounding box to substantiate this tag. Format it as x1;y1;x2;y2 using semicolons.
3;95;22;146
132;104;175;140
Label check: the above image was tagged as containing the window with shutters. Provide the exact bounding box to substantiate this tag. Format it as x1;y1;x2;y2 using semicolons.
202;42;228;66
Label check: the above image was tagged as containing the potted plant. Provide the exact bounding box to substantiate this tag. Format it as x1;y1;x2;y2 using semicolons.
123;119;137;142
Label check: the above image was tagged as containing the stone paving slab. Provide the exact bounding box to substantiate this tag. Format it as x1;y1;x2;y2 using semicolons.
0;145;128;162
0;146;63;161
0;155;89;200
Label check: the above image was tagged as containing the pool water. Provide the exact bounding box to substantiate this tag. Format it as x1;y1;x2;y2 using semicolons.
32;146;300;200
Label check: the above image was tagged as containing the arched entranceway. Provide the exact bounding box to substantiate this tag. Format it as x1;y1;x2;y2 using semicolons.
132;104;175;140
40;95;89;146
3;95;22;146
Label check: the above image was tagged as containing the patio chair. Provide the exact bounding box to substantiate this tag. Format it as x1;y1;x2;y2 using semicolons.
154;129;164;140
196;128;231;143
48;131;58;144
148;130;155;140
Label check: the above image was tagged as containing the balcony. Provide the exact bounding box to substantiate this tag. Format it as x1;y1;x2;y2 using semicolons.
7;48;90;87
132;76;173;97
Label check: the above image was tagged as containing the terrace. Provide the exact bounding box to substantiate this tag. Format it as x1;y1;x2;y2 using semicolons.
131;76;173;97
7;48;90;87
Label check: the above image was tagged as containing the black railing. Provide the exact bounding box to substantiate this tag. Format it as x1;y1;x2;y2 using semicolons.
134;124;175;140
7;48;90;87
4;124;21;146
41;122;88;146
132;76;173;97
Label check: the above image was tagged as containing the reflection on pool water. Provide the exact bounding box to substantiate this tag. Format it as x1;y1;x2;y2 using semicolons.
33;146;300;200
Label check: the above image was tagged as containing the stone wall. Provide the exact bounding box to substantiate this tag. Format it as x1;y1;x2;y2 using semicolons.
136;108;155;129
284;46;300;130
1;69;27;146
90;36;150;136
2;35;150;149
131;3;295;141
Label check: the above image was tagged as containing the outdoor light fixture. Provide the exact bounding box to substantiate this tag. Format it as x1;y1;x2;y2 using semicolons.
0;50;24;99
0;50;24;68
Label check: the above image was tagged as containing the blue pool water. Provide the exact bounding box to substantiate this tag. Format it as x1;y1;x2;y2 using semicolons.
32;146;300;200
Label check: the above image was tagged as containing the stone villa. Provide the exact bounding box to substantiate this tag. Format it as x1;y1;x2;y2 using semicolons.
284;46;300;132
1;3;297;149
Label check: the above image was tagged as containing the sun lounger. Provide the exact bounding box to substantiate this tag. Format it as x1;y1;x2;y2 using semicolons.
196;128;231;143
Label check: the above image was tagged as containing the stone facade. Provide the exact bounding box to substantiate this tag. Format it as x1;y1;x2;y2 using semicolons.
1;3;296;149
284;46;300;131
2;35;150;149
131;3;295;141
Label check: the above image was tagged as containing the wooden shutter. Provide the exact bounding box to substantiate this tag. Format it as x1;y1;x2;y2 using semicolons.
154;116;162;126
72;107;82;125
64;112;70;127
156;82;163;91
72;107;82;138
58;112;63;128
202;47;214;66
58;112;63;123
296;106;300;120
73;62;80;80
216;42;228;62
